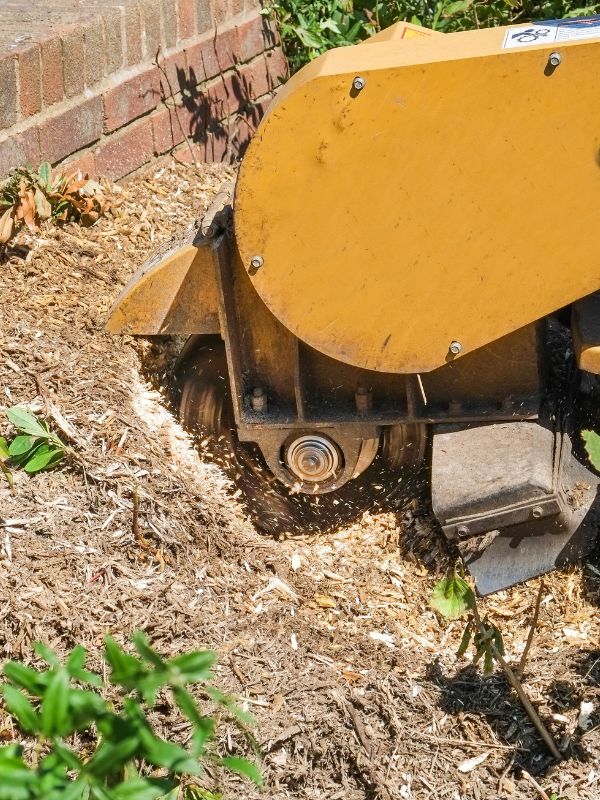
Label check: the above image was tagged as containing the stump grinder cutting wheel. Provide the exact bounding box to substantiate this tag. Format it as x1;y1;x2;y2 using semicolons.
108;16;600;594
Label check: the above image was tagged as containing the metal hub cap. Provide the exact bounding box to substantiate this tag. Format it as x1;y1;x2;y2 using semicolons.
285;434;341;483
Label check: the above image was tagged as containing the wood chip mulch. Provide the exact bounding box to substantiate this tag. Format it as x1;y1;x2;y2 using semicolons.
0;160;599;800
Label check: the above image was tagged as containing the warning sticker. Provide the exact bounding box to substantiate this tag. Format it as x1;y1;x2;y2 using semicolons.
503;15;600;49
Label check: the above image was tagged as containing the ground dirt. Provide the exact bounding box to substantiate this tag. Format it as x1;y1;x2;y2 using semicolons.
1;160;599;800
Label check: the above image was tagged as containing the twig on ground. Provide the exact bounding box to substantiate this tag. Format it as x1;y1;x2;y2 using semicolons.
521;769;551;800
471;602;562;762
517;580;544;678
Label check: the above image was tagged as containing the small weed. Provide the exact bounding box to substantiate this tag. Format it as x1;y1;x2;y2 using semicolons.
0;408;69;491
0;162;110;249
0;634;261;799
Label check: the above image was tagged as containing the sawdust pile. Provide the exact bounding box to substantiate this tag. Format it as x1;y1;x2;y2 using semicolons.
1;160;599;800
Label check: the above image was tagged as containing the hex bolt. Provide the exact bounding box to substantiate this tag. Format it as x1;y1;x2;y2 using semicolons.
251;387;267;412
548;52;562;68
449;340;463;355
353;76;366;92
456;525;470;538
250;255;264;270
355;385;373;413
532;505;544;519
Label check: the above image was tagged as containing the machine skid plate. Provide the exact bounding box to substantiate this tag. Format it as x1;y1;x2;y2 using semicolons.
432;420;599;594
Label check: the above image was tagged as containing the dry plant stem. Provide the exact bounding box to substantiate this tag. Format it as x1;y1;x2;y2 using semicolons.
518;580;544;678
520;768;551;800
470;602;562;762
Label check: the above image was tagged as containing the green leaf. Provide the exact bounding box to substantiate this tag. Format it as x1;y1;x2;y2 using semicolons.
169;651;216;683
0;437;9;459
132;632;166;668
5;408;49;439
86;737;141;779
34;642;61;667
8;435;36;458
492;625;505;657
1;685;39;733
51;740;84;772
220;756;263;786
483;646;494;675
141;735;202;775
41;669;70;736
3;662;47;695
443;0;473;16
104;636;147;687
174;688;214;756
109;778;177;800
430;574;475;619
22;443;64;473
38;162;51;188
582;429;600;471
456;623;472;657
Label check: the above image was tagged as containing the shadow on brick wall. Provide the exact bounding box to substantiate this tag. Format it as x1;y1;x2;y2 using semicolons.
155;19;284;162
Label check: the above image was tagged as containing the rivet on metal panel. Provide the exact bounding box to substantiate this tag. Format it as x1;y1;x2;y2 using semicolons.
449;340;463;355
352;76;366;92
532;505;544;519
548;52;562;68
250;255;264;270
456;525;470;538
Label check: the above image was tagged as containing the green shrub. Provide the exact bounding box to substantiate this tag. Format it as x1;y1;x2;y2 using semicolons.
264;0;600;72
0;635;261;800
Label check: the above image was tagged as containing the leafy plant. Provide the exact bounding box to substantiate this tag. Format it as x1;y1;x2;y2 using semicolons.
1;408;66;485
0;635;261;800
581;428;600;470
0;162;110;249
264;0;600;72
431;567;562;760
430;568;504;674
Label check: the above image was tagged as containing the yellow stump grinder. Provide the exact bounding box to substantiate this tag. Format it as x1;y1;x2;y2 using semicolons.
108;16;600;594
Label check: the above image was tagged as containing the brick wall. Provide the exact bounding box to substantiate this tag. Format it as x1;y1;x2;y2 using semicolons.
0;0;288;180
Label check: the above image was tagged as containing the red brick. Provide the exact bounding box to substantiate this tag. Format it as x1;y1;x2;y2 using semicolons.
177;0;196;40
151;105;185;154
265;47;288;88
39;96;103;164
123;4;143;66
61;25;85;98
140;0;162;60
236;13;276;63
185;27;235;83
18;43;42;118
238;56;270;101
194;0;214;33
83;16;106;87
62;149;97;178
40;37;63;107
95;117;154;180
157;49;189;99
103;66;160;133
162;0;178;48
0;53;18;130
0;127;40;176
203;75;231;121
211;0;228;25
103;8;124;74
